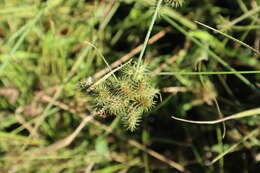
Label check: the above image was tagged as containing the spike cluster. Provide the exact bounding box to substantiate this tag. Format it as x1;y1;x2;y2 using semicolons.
92;63;159;131
162;0;184;7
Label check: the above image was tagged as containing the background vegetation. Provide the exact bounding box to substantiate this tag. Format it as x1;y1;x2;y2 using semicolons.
0;0;259;172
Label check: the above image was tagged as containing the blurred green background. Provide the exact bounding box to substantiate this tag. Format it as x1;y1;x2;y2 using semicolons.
0;0;259;172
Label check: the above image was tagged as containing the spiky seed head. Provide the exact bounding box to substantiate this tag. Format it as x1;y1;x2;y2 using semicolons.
133;96;154;110
118;79;134;99
88;62;159;131
135;79;147;94
125;108;143;132
95;84;111;105
106;96;128;116
163;0;184;8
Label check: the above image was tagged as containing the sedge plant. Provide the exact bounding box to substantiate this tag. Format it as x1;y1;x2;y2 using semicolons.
82;0;184;131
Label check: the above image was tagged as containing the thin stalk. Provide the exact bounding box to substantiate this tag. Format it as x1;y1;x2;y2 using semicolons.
221;6;260;31
151;70;260;75
211;128;259;164
195;21;260;55
136;0;163;73
84;41;117;80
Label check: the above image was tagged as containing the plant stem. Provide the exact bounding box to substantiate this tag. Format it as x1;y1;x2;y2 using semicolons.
136;0;163;71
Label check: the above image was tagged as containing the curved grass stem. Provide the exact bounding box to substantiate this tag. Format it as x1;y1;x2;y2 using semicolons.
172;107;260;124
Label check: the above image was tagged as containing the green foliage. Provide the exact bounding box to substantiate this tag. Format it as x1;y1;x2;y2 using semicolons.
91;63;159;131
0;0;259;172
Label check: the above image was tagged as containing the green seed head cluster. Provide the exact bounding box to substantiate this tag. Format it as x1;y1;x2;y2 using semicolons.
162;0;184;8
93;63;159;131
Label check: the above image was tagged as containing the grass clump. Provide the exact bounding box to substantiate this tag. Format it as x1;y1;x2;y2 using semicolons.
91;63;159;131
0;0;259;172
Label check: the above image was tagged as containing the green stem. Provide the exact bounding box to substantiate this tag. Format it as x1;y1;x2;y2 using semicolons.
136;0;163;71
153;70;260;75
195;21;260;55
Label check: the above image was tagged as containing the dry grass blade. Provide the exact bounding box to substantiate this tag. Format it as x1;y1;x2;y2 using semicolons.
161;87;188;94
210;128;259;164
93;27;171;79
128;139;186;172
15;114;39;138
36;116;93;154
172;107;260;124
39;94;186;172
87;59;132;92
